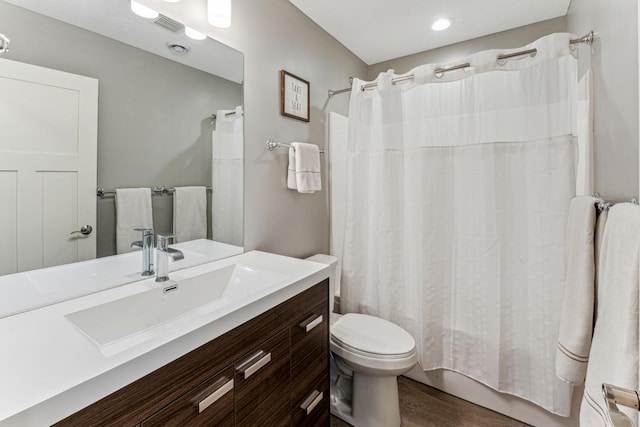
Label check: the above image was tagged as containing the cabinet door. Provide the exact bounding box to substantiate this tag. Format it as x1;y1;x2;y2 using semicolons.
292;375;329;427
235;328;291;426
291;303;327;366
141;365;234;427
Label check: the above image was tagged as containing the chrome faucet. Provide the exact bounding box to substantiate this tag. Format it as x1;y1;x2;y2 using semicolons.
155;232;184;282
131;228;154;276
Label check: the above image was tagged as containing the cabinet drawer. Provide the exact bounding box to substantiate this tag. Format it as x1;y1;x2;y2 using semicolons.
291;302;327;367
141;365;234;427
292;347;328;408
292;375;329;427
235;328;291;426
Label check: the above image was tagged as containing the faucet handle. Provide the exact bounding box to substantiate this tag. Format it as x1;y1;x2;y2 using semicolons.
134;228;154;236
157;232;176;249
132;228;154;249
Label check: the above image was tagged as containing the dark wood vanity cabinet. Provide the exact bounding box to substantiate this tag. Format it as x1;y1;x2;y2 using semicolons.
54;279;329;427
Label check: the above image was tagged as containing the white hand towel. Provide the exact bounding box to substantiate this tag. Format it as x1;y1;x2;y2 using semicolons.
580;203;640;426
115;188;153;254
287;142;321;193
173;186;207;243
555;196;602;385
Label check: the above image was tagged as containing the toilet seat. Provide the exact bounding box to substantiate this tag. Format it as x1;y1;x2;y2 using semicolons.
331;313;416;359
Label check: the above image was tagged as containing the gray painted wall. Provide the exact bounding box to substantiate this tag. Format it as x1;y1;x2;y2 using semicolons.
567;0;639;200
0;2;242;256
180;0;368;258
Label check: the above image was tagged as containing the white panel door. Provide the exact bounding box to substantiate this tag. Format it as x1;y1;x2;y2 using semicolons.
0;58;98;274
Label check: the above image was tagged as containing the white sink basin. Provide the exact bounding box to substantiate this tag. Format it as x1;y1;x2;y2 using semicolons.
26;248;206;296
65;264;289;354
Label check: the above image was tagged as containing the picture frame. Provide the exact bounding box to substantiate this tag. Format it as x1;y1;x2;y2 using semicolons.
280;70;310;122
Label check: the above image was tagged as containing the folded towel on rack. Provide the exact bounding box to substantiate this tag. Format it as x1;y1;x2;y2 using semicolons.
173;186;207;243
287;142;321;193
116;188;153;255
555;195;602;385
580;203;640;426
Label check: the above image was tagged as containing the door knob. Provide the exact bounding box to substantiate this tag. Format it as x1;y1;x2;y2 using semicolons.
70;225;93;235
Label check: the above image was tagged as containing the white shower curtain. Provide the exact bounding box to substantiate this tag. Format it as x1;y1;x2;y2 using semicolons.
212;106;243;247
341;33;590;416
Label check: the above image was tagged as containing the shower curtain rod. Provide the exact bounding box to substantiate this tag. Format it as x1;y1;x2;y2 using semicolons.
210;110;240;125
327;31;595;96
210;111;237;121
328;77;354;98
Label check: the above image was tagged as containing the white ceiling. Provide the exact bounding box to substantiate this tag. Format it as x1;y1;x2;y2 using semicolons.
289;0;572;65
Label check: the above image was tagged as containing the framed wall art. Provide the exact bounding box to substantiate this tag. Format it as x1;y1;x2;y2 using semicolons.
280;70;310;122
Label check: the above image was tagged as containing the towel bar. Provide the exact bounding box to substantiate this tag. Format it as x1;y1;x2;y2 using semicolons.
97;186;212;197
266;139;325;154
593;194;639;212
603;383;639;427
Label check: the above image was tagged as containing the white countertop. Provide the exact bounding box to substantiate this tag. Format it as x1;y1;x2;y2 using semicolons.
0;250;329;426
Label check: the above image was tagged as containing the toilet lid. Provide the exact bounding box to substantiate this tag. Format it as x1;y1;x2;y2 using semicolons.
331;313;416;357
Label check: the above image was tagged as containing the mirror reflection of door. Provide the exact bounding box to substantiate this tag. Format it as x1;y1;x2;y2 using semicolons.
0;58;98;275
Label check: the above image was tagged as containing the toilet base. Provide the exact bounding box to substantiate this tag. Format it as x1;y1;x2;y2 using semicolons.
352;373;401;427
330;352;355;424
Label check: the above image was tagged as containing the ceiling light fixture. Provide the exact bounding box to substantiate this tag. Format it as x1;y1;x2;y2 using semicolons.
164;0;181;2
431;18;453;32
185;26;207;40
208;0;231;29
130;1;159;19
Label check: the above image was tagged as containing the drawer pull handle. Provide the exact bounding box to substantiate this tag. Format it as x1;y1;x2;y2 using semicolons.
300;314;323;332
301;390;323;415
198;378;234;413
238;350;272;379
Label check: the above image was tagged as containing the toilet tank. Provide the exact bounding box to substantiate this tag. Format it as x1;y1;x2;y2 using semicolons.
306;254;337;313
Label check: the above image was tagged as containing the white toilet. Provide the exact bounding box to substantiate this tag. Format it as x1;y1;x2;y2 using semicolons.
306;254;418;427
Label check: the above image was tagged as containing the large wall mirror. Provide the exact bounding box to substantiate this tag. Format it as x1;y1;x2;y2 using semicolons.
0;0;244;280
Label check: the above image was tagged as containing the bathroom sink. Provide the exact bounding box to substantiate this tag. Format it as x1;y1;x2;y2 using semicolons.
65;264;289;352
26;248;206;295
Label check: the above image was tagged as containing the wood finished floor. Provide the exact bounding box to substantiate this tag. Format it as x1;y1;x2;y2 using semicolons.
330;376;530;427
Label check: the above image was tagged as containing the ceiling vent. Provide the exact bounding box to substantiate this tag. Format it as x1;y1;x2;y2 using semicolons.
167;42;190;55
153;14;184;33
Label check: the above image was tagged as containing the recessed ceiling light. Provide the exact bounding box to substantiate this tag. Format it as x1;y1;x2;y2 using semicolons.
164;0;181;2
431;18;453;32
185;27;207;40
208;0;232;28
130;1;159;19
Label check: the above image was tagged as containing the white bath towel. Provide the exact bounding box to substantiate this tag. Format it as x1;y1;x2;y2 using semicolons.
115;188;153;254
593;208;608;318
287;142;321;193
173;186;207;243
580;203;640;426
555;196;602;385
